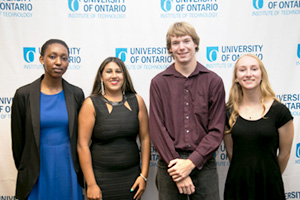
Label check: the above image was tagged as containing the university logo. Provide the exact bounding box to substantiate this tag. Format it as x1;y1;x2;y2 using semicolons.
296;143;300;158
23;47;36;63
68;0;80;12
116;48;128;62
161;0;172;12
297;44;300;59
253;0;264;10
206;46;219;62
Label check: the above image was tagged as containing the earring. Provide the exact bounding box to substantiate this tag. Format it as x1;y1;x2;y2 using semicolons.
235;79;238;83
101;80;105;95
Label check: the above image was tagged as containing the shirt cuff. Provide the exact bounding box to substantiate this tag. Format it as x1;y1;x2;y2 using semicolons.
188;151;205;170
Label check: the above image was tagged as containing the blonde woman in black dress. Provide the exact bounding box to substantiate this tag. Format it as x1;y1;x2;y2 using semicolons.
224;54;294;200
77;57;150;200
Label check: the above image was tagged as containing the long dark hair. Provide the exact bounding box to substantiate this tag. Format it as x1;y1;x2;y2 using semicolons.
91;57;136;95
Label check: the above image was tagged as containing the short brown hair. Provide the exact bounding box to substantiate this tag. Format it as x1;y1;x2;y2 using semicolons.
166;22;200;56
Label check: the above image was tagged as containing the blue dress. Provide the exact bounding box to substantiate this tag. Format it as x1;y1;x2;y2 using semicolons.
28;91;83;200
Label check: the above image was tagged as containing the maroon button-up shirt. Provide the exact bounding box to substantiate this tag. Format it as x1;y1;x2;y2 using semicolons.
149;62;226;170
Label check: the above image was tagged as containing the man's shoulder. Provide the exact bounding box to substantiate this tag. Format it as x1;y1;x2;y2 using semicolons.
197;62;223;81
152;70;166;80
206;69;223;81
151;65;174;82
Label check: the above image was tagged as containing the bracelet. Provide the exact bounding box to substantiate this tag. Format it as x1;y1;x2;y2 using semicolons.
140;173;147;182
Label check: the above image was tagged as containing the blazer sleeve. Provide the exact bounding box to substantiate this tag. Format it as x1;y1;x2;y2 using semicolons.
11;89;26;169
77;89;85;111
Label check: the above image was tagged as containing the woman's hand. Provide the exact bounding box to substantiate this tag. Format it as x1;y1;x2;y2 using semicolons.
131;176;146;199
87;183;102;200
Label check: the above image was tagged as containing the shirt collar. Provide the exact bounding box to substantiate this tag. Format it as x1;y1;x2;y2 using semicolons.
162;62;210;77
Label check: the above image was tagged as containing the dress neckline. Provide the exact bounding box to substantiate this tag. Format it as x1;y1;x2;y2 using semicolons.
239;100;276;122
101;95;127;106
40;90;63;96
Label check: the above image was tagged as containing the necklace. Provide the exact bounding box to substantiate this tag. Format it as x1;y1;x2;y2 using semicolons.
241;104;263;120
247;109;259;120
101;95;127;106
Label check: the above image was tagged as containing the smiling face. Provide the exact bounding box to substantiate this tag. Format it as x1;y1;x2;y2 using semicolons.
101;62;124;94
40;43;69;79
169;35;197;66
235;55;262;91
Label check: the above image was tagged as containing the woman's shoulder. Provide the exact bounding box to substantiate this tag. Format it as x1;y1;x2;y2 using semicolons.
127;93;146;112
130;93;145;104
269;99;292;117
88;94;109;108
125;92;137;98
269;99;293;127
14;77;41;96
15;83;31;95
87;94;101;104
125;93;140;102
63;79;83;94
271;99;287;110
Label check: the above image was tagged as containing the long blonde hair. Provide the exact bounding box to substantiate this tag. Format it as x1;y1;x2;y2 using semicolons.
226;54;277;133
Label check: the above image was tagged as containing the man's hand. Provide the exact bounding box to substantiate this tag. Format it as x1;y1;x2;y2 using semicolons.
168;159;195;182
176;176;195;195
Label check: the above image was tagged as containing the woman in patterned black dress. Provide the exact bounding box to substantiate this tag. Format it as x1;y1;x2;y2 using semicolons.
224;54;294;200
77;57;150;200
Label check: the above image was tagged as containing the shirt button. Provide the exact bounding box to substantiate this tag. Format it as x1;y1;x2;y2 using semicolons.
186;115;189;119
188;145;191;148
185;89;189;93
186;130;189;133
185;102;189;106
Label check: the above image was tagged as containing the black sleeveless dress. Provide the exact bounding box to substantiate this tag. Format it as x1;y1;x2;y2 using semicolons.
90;93;140;200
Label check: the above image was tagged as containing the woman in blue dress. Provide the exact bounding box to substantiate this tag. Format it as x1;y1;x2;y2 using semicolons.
224;54;294;200
11;39;84;200
77;57;150;200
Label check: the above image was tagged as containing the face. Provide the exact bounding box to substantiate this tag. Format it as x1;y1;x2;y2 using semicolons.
235;56;262;91
40;43;69;79
101;62;124;94
169;35;197;65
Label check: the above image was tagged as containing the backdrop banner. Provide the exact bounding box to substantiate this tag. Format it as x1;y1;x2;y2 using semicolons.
1;0;300;199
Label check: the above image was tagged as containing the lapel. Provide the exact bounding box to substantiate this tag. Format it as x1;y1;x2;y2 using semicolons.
29;76;43;152
63;80;75;138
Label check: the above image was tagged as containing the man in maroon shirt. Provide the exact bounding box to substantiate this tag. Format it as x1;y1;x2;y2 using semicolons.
149;22;226;200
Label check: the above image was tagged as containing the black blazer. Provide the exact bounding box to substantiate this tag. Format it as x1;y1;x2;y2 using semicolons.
11;75;85;200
